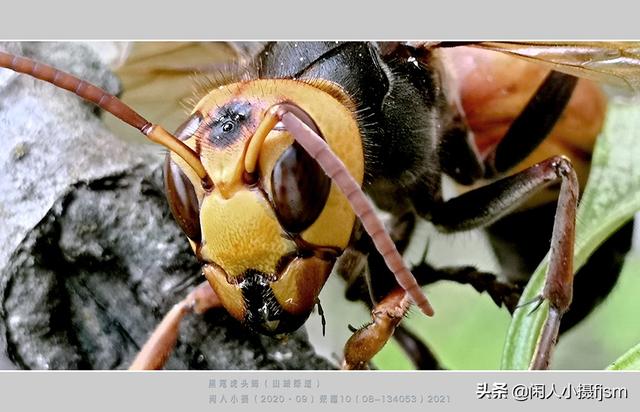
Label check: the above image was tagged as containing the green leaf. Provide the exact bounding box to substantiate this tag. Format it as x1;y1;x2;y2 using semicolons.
501;101;640;370
607;342;640;370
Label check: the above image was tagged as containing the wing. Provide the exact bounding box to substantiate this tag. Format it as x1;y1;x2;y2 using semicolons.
469;42;640;93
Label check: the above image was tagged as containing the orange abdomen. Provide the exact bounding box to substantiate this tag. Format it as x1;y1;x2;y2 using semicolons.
443;47;607;200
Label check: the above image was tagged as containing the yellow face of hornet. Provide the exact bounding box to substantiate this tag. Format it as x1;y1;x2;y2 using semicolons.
164;79;364;335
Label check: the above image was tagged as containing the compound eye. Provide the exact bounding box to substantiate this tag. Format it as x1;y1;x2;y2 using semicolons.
270;141;331;234
162;112;203;242
163;157;201;242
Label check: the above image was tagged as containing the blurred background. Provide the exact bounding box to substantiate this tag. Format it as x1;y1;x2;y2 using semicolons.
1;41;639;370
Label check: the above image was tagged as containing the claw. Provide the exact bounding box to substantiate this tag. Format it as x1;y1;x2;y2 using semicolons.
516;294;545;315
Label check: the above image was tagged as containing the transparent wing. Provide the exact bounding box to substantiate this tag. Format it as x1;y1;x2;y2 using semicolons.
471;42;640;93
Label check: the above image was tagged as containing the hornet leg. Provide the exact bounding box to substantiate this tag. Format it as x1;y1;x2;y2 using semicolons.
129;281;221;370
342;287;411;370
428;155;579;369
342;259;526;370
412;262;524;313
339;212;445;369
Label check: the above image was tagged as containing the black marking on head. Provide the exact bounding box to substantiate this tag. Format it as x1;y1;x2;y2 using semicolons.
207;101;255;147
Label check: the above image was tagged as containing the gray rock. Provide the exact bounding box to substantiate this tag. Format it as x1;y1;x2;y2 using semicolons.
0;42;332;370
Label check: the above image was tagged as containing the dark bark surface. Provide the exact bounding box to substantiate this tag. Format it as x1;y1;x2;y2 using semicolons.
0;42;332;370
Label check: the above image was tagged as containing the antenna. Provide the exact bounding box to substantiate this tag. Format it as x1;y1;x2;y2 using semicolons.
0;51;212;189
